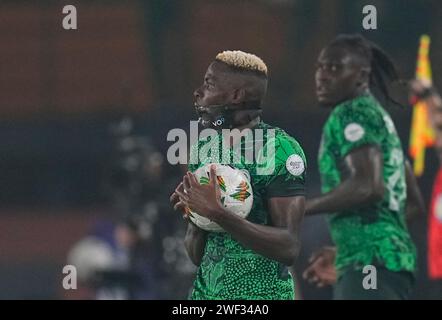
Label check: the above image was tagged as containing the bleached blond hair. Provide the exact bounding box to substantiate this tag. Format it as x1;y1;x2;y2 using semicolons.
215;50;268;76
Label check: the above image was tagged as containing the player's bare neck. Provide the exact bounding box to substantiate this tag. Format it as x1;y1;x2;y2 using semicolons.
335;88;370;108
237;116;260;131
350;86;370;101
224;116;261;147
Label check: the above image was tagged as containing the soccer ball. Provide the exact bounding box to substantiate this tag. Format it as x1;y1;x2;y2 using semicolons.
188;163;253;232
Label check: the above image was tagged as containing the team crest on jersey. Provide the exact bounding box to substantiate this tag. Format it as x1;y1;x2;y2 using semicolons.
344;123;365;142
286;154;305;176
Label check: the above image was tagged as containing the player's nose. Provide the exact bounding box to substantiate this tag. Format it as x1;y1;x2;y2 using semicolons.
193;86;202;101
315;68;330;85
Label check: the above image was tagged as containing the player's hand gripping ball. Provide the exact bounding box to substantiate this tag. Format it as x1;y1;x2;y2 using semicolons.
188;163;253;232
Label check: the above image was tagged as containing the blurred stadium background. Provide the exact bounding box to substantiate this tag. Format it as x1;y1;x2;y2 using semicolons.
1;0;441;299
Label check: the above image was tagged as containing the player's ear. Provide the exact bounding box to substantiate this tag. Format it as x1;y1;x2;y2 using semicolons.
231;88;246;104
357;67;371;87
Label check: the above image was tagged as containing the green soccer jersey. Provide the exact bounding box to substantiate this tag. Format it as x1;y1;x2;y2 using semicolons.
188;121;306;300
318;94;417;277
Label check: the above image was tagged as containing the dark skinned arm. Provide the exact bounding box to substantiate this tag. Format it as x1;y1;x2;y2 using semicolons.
405;159;426;222
410;79;442;114
170;182;208;266
410;80;442;138
176;166;305;266
211;196;305;266
306;145;384;215
184;221;208;266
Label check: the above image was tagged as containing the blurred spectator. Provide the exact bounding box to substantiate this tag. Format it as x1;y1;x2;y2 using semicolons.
66;116;195;299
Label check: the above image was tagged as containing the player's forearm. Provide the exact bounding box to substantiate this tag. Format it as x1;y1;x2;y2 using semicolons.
184;222;208;266
423;90;442;110
212;208;300;266
306;177;384;215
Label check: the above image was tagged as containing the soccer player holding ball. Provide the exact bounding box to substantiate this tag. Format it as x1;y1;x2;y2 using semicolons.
170;51;307;299
303;34;425;299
